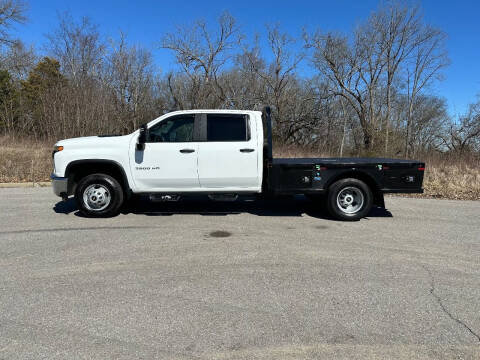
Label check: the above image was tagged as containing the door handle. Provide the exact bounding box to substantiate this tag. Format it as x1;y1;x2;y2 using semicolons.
240;148;254;153
180;149;195;153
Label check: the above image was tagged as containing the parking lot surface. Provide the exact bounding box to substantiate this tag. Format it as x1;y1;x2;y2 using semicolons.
0;188;479;359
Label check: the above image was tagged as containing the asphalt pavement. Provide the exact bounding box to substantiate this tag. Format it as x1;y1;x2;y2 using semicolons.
0;187;479;359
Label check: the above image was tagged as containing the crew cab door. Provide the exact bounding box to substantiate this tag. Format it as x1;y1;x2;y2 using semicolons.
197;113;260;190
130;114;200;191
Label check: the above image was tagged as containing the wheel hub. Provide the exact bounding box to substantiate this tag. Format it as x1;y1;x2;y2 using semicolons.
83;184;111;211
336;186;364;214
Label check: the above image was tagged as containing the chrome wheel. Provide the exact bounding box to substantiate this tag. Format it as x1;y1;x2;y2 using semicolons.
336;186;364;214
82;184;111;211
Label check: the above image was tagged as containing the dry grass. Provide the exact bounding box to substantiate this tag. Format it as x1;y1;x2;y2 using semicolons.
1;137;479;200
0;136;52;183
414;156;480;200
273;144;330;158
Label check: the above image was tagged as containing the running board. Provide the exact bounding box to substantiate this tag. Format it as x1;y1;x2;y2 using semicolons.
149;194;180;202
208;194;238;202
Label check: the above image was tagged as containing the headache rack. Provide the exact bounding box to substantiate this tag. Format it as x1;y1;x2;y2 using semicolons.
261;106;273;163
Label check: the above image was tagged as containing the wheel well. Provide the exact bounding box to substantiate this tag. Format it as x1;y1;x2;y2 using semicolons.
65;160;130;197
326;171;384;207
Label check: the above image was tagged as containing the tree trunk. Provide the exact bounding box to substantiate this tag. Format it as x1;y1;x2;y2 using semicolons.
385;81;392;156
405;100;414;158
339;99;347;157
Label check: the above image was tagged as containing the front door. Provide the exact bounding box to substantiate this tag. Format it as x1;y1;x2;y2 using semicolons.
131;114;200;191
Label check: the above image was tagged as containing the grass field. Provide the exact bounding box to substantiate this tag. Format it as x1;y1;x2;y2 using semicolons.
0;137;52;183
1;137;479;200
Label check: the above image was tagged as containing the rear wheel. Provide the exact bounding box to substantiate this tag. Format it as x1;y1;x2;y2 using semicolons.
327;178;372;221
75;173;124;217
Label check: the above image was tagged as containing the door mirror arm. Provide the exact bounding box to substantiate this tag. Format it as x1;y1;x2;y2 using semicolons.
137;124;148;151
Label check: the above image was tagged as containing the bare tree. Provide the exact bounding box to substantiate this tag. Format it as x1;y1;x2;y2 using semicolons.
372;2;423;154
0;0;26;45
46;13;105;84
105;33;157;129
308;31;380;150
408;95;448;154
230;35;266;109
161;11;241;108
441;98;480;154
0;40;36;79
404;25;448;157
307;2;448;155
244;24;304;141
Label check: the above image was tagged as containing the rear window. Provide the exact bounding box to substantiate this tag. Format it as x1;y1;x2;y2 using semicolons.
207;114;250;142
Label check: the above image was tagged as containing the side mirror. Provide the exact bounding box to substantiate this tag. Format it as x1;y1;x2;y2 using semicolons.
137;124;148;151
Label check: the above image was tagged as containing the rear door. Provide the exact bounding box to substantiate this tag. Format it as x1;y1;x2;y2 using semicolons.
197;113;260;189
130;113;201;191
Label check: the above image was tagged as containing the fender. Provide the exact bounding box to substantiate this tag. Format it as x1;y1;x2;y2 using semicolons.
65;159;132;196
323;169;384;207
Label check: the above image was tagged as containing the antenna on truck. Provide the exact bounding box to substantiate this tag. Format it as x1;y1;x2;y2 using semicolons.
262;106;273;162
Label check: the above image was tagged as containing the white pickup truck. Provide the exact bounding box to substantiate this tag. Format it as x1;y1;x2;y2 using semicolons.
52;107;425;220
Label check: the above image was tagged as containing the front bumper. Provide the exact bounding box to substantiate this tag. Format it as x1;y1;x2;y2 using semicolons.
51;174;68;197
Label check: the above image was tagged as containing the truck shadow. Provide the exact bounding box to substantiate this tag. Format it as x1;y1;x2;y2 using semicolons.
54;195;392;220
53;198;78;214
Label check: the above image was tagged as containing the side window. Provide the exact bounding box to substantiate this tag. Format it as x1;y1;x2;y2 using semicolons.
207;114;250;142
148;115;194;142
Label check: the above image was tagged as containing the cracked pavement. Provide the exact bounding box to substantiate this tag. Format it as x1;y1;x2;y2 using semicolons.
422;264;480;344
0;187;479;359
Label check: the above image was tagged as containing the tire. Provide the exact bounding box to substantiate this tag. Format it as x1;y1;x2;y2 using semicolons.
326;178;373;221
75;173;124;217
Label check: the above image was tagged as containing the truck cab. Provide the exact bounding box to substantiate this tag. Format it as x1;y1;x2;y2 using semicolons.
131;110;263;192
52;107;425;220
52;110;263;191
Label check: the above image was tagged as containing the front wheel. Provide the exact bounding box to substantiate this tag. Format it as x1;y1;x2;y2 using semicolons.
75;174;124;217
326;178;372;221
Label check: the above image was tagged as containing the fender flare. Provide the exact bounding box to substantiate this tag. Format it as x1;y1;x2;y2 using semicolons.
65;159;132;197
324;169;384;207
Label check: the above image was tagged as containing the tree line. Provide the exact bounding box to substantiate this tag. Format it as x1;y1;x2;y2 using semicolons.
0;0;479;157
